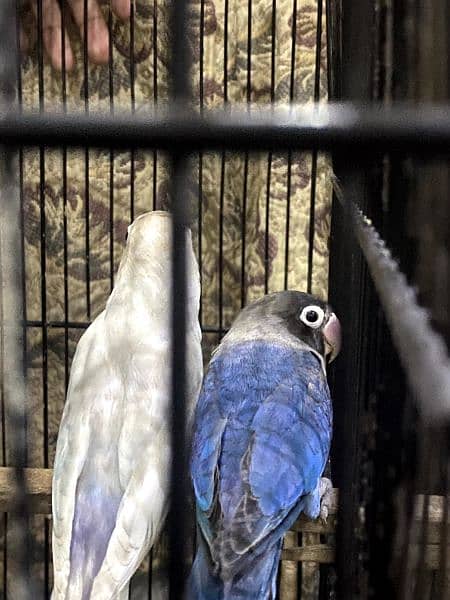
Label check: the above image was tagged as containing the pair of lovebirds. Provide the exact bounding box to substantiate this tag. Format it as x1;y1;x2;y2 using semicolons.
51;211;341;600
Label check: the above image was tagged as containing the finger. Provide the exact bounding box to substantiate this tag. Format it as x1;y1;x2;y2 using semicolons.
112;0;131;20
67;0;109;64
32;0;74;71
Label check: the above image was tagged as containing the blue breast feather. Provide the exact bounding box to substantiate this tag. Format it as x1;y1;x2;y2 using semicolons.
191;340;332;567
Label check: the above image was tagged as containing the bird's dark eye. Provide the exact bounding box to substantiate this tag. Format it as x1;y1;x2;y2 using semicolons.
306;310;319;323
299;305;325;329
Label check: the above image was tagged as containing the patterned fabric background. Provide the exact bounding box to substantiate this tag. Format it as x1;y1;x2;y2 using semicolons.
3;0;332;597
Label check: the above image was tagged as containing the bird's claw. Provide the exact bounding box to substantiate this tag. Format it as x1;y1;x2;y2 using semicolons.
318;477;333;523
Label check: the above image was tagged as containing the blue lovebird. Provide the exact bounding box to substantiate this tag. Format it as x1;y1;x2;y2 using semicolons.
188;291;341;599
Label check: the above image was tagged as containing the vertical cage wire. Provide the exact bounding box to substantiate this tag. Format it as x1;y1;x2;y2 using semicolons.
217;0;229;337
438;460;449;599
239;0;252;310
413;427;433;600
60;0;70;410
218;153;225;335
108;2;115;293
83;0;92;322
283;0;297;292
264;0;277;296
168;0;192;596
197;0;205;332
306;0;323;294
141;1;155;590
152;0;159;211
35;1;52;594
17;1;29;596
130;0;136;223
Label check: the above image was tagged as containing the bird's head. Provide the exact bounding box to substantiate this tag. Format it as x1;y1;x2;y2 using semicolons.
231;291;341;364
289;292;341;363
114;211;200;321
124;210;173;261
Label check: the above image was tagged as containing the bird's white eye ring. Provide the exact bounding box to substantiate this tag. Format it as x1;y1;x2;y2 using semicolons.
299;305;325;329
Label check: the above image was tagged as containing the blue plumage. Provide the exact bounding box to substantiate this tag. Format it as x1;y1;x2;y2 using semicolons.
188;291;340;599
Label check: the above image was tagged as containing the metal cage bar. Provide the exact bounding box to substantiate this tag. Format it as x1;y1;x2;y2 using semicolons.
0;2;32;598
332;178;450;424
0;0;450;599
168;0;193;597
3;104;450;153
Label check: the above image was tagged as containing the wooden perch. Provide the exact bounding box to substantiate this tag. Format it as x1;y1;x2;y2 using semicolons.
281;544;335;563
0;467;53;514
0;468;447;569
0;467;340;525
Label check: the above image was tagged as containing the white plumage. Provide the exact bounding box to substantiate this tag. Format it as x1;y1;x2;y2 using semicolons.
51;211;203;600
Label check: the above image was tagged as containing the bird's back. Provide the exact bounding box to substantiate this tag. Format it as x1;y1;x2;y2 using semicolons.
52;212;202;599
190;340;332;598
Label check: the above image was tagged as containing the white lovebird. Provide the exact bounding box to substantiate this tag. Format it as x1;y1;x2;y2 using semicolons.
51;211;203;600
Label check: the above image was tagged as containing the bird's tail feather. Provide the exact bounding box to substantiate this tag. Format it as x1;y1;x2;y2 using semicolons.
117;583;130;600
66;476;121;600
187;538;282;600
187;541;222;600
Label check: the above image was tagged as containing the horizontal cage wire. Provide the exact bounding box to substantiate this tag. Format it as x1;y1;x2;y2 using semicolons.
5;106;450;152
0;0;448;599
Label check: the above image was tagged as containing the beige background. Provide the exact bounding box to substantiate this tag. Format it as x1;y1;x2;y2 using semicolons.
4;0;332;596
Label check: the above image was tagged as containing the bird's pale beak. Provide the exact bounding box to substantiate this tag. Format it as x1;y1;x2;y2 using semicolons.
323;313;341;363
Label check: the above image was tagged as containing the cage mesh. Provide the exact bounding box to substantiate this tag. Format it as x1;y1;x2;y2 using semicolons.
0;0;448;599
4;0;333;597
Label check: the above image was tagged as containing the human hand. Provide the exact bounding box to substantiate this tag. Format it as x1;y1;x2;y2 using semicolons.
21;0;131;71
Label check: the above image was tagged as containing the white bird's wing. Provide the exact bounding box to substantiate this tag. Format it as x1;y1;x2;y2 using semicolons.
51;397;88;599
90;330;203;599
51;313;122;599
89;452;169;599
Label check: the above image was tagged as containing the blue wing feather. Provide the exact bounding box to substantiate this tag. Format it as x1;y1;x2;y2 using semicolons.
190;340;332;587
250;377;331;515
191;368;228;513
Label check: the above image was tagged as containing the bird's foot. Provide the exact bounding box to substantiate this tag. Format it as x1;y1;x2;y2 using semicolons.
318;477;333;523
